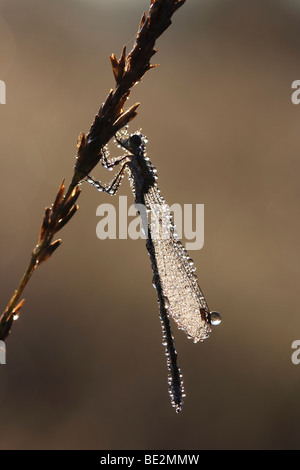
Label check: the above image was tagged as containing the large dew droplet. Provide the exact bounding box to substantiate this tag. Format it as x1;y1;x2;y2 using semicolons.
210;311;222;326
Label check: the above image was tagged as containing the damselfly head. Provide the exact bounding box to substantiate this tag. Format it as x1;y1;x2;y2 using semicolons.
129;133;143;148
210;311;222;326
116;132;146;154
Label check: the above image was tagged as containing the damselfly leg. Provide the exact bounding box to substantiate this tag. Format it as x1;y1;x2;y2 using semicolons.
85;162;128;196
80;144;129;195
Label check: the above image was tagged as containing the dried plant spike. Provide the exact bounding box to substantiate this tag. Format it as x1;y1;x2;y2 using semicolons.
12;299;26;320
0;0;188;355
73;0;187;183
59;185;81;220
139;11;147;30
38;239;62;264
99;89;114;117
56;204;79;232
174;0;186;12
110;46;127;85
52;179;66;213
0;315;13;341
69;184;81;201
119;45;127;73
110;53;120;84
112;103;140;132
39;207;51;244
138;12;149;38
77;132;87;150
114;92;130;121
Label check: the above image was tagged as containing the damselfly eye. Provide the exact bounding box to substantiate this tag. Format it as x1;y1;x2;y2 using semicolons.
210;311;222;326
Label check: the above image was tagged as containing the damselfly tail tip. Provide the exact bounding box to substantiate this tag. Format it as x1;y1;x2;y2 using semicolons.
171;396;183;413
175;404;182;413
170;386;185;414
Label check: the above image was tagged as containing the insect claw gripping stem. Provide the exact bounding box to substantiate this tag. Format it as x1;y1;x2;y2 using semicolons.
84;162;128;196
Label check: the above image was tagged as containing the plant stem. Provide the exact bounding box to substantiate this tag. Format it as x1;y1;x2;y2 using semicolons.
0;179;79;338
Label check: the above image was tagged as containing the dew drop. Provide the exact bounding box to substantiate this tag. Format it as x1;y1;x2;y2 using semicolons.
210;311;222;326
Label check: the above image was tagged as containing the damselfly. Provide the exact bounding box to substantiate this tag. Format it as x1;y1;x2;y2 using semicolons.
81;131;221;412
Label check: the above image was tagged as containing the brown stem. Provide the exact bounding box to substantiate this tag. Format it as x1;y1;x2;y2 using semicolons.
0;181;79;340
0;0;186;341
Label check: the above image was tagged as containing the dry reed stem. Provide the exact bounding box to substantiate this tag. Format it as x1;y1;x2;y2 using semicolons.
0;0;186;341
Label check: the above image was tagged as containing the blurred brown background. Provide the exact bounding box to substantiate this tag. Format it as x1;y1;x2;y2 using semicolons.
0;0;300;450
